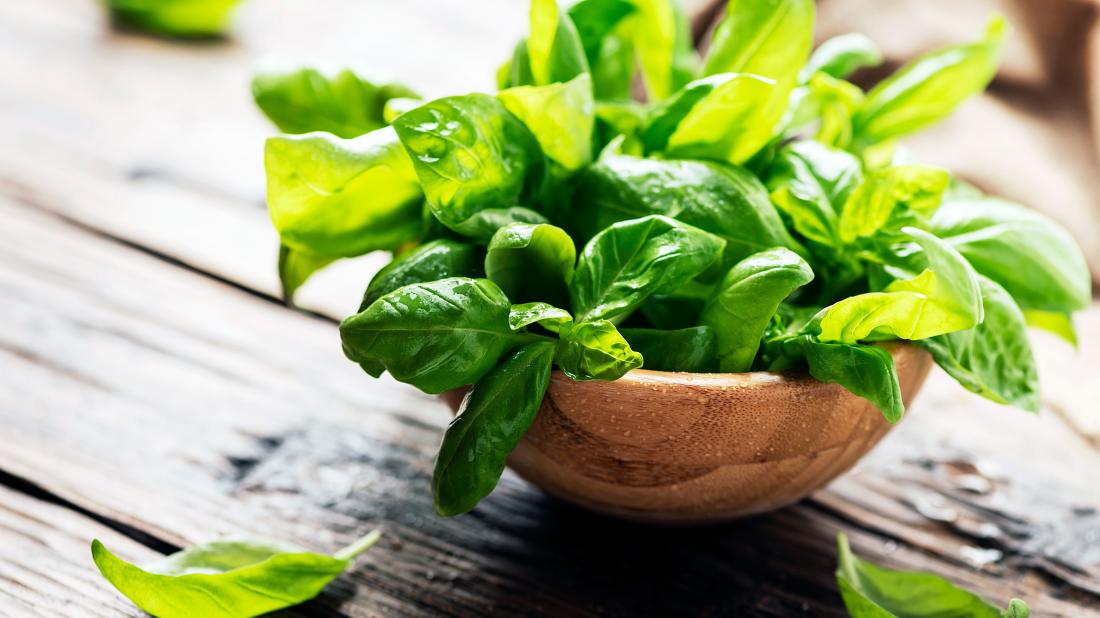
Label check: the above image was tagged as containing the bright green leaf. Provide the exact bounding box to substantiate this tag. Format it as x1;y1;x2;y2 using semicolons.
665;73;781;165
528;0;590;86
703;0;815;87
781;338;903;421
92;531;380;618
1023;309;1077;348
107;0;239;37
767;141;863;247
509;302;573;332
556;320;643;380
799;33;883;82
277;244;337;301
499;74;595;172
838;164;950;243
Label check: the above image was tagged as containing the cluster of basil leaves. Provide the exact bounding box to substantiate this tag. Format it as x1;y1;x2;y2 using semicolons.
255;0;1092;518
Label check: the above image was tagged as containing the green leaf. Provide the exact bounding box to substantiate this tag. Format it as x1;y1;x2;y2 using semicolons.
360;239;483;311
485;223;576;305
931;197;1092;312
340;278;529;393
816;228;983;343
836;533;1026;617
639;292;706;330
631;0;698;100
920;276;1039;412
570;215;726;322
265;128;423;259
575;155;799;266
278;244;337;301
664;73;782;165
499;74;595;172
799;33;883;82
767;141;864;247
448;207;550;243
528;0;590;86
382;97;422;124
556;320;643;380
781;337;903;422
620;326;717;372
642;74;730;154
783;72;866;148
509;302;573;332
92;531;380;618
838;164;950;243
393;94;544;229
1023;309;1077;348
703;0;815;88
567;0;637;99
701;248;814;372
251;65;417;138
107;0;239;37
433;341;555;516
853;17;1007;146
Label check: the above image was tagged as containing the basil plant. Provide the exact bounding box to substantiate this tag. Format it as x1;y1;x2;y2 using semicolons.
255;0;1091;516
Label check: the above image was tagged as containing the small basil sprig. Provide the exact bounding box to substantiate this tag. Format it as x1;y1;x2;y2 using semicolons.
836;533;1029;617
92;531;381;618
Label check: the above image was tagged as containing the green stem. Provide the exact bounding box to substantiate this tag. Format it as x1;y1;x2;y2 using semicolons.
333;529;382;561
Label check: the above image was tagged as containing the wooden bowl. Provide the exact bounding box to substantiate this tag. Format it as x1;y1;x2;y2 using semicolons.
444;343;933;524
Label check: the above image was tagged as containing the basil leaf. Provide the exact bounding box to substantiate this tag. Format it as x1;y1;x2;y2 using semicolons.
642;74;731;153
780;337;903;422
631;0;699;100
556;320;643;380
620;326;717;372
836;533;1027;617
703;0;815;88
448;206;550;243
528;0;590;86
509;302;573;332
107;0;239;37
485;223;576;305
838;164;949;243
921;277;1039;412
575;155;799;266
499;74;595;173
251;65;417;138
360;239;483;311
433;341;555;516
1023;309;1077;348
783;72;866;148
767;141;864;247
341;278;528;393
930;197;1091;312
701;248;814;372
799;33;883;82
571;215;726;322
853;17;1007;146
265;127;423;258
393;94;544;229
567;0;637;99
663;73;784;165
382;97;422;124
92;531;380;618
815;228;983;343
278;244;336;301
639;293;706;330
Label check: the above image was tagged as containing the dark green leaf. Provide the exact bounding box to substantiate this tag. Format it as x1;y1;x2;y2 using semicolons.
486;223;575;306
433;342;555;516
571;215;726;322
836;533;1026;617
340;278;529;393
701;248;814;372
556;320;643;380
251;64;417;138
92;531;380;618
620;326;718;372
920;277;1039;412
781;337;903;422
393;94;544;229
575;155;799;266
767;141;863;248
449;207;550;243
265;128;423;258
360;239;483;311
853;17;1006;146
930;197;1091;312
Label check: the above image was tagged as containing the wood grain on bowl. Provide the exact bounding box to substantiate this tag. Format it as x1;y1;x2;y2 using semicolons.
446;344;934;524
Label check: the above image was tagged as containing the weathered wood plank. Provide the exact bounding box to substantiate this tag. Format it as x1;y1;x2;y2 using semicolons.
1;197;1097;616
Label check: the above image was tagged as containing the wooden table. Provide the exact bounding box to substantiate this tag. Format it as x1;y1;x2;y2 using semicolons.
2;1;1099;616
